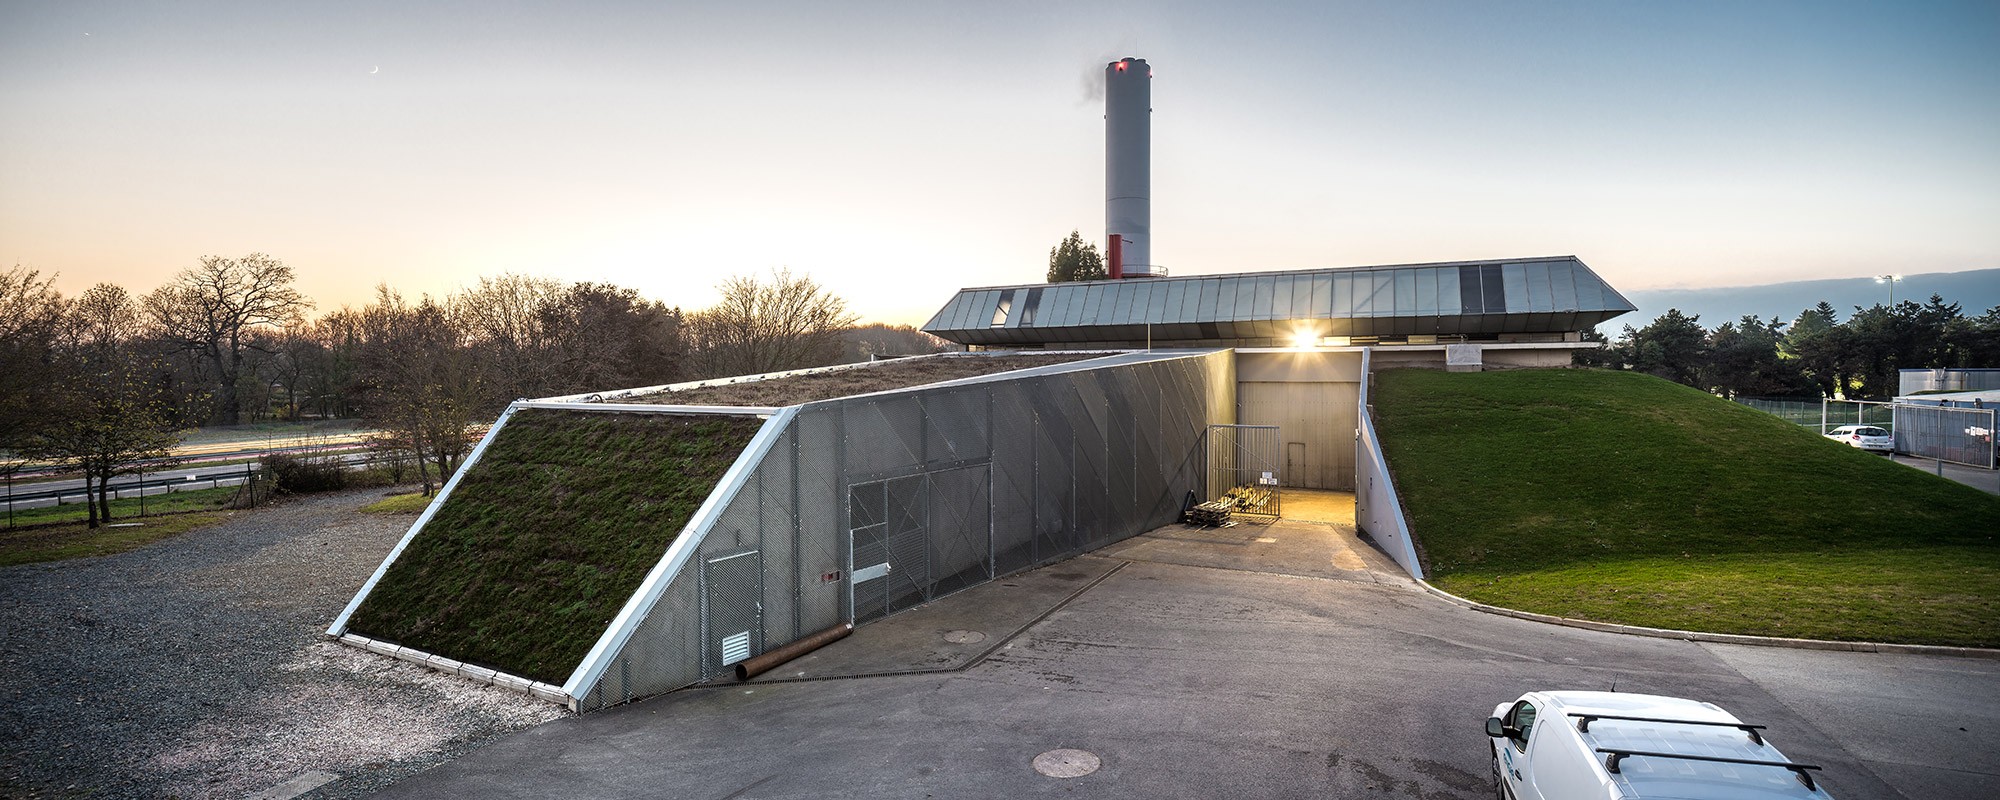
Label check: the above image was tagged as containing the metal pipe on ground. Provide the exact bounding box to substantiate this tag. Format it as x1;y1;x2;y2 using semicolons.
734;623;854;681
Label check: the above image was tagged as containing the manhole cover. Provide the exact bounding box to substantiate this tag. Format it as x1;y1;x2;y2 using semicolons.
1033;748;1101;778
943;630;986;644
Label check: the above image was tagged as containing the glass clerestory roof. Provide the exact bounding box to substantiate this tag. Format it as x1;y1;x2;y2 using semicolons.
921;256;1635;346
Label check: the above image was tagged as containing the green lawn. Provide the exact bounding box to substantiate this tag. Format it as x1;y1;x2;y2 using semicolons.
346;410;763;683
1374;368;2000;647
360;491;433;514
4;485;241;528
1;512;232;567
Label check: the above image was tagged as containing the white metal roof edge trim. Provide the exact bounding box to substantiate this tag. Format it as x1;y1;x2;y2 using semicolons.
561;405;803;699
514;401;784;416
337;632;571;707
528;353;962;404
326;403;523;637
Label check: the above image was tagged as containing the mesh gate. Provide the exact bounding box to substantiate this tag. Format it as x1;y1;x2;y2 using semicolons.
1206;424;1281;520
1893;405;1998;468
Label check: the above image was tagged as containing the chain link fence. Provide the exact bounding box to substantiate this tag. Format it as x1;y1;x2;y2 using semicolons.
1734;397;1895;434
1735;396;1997;469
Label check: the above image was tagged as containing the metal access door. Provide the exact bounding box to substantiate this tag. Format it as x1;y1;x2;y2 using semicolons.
702;550;763;675
847;475;930;625
1238;381;1358;489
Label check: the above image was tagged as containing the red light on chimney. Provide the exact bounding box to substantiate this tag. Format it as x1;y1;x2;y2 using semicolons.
1115;62;1126;71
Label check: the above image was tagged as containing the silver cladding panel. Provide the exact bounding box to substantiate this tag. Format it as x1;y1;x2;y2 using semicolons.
920;256;1636;346
573;349;1234;711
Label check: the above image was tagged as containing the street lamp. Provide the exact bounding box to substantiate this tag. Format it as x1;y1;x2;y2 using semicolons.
1874;274;1903;307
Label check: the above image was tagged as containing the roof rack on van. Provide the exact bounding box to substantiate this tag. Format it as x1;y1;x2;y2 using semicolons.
1568;712;1767;745
1594;748;1824;791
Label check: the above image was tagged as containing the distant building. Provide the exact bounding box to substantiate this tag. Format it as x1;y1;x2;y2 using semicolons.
921;255;1637;491
1900;368;2000;398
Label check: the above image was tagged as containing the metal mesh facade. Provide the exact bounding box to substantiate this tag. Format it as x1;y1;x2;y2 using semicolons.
1893;404;1998;468
570;349;1233;710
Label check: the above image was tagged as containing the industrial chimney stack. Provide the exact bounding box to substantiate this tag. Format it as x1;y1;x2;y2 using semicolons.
1105;57;1152;278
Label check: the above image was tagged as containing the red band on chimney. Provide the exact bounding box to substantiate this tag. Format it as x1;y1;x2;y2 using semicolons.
1108;234;1123;280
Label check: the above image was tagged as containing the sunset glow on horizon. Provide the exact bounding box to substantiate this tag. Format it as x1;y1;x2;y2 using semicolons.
3;1;1995;326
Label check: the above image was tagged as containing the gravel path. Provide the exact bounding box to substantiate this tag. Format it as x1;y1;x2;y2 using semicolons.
0;490;567;799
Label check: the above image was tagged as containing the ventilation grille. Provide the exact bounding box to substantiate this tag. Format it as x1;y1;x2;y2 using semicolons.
720;631;752;666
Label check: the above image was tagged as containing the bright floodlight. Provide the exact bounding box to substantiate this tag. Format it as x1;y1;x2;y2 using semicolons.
1289;328;1318;349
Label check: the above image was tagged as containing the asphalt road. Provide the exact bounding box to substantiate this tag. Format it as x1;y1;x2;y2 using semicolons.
1890;453;2000;495
366;513;1999;800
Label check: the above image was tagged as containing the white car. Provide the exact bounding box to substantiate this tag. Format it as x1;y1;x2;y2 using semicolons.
1486;691;1832;799
1823;425;1892;454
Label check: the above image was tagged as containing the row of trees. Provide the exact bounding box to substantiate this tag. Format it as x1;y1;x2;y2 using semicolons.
2;256;949;525
1585;295;2000;399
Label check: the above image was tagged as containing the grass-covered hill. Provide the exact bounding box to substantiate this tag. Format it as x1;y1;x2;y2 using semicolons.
1373;368;2000;648
347;410;762;683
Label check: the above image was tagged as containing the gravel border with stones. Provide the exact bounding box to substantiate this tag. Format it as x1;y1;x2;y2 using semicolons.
0;489;568;799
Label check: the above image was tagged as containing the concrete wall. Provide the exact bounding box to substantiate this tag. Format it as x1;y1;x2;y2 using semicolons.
1352;349;1426;579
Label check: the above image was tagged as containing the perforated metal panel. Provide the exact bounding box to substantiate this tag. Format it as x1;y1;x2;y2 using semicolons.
571;350;1235;711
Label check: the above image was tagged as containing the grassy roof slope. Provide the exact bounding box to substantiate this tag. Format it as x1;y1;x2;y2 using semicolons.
1374;368;2000;647
348;410;762;682
641;353;1100;406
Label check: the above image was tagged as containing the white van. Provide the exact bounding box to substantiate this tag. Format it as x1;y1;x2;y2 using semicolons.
1485;691;1832;799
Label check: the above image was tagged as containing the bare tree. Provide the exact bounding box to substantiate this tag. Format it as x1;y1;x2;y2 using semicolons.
0;266;67;451
839;323;956;362
72;283;142;357
686;268;858;377
537;282;686;392
144;253;311;425
452;273;564;401
358;287;484;495
306;309;365;419
22;294;186;528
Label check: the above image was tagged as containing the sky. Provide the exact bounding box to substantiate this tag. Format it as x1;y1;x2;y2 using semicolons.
3;1;1996;327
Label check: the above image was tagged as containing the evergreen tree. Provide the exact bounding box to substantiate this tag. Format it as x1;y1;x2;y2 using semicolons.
1046;231;1107;283
1623;309;1708;387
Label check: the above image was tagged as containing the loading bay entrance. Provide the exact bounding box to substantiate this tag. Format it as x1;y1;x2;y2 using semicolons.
1236;350;1363;491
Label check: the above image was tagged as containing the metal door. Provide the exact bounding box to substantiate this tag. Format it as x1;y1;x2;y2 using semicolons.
1239;381;1358;489
848;480;891;624
702;550;763;675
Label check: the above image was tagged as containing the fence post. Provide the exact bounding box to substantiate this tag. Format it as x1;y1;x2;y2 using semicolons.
1820;398;1827;435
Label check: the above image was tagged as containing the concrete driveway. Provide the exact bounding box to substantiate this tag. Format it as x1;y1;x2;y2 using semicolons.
369;497;1999;800
1890;453;2000;494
